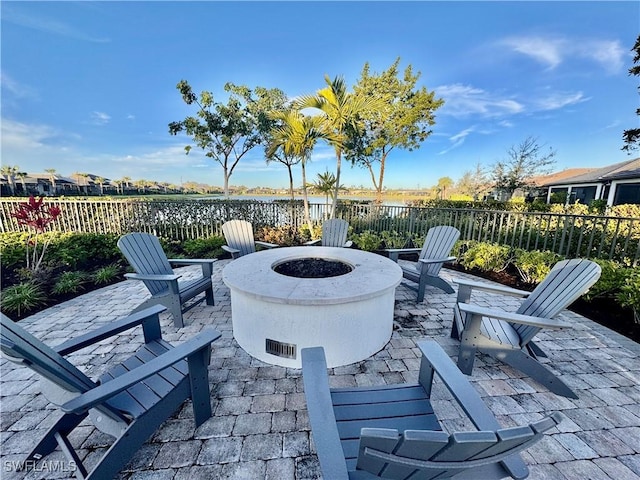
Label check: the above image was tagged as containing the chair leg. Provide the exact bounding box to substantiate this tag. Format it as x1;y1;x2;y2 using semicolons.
169;300;184;328
204;286;215;306
22;412;88;473
457;341;478;375
498;349;578;399
187;345;213;428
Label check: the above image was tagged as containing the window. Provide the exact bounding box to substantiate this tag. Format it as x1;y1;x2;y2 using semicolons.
613;183;640;205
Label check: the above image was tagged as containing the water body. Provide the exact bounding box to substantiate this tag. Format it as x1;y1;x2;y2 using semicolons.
202;194;407;207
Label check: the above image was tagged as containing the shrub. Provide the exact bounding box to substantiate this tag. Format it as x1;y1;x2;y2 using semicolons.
183;236;225;258
460;242;512;272
582;259;630;301
352;231;382;251
257;225;303;246
616;270;640;324
45;233;121;269
52;271;88;295
93;264;122;285
1;282;47;316
380;231;410;249
513;249;563;284
298;224;323;243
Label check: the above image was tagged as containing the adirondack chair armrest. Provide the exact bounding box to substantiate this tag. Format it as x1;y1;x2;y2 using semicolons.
124;272;181;282
54;305;168;356
385;248;422;262
168;259;217;266
301;347;350;480
221;245;240;255
305;239;322;246
416;340;530;479
457;303;571;330
61;329;221;414
255;241;279;249
453;278;530;298
419;256;456;265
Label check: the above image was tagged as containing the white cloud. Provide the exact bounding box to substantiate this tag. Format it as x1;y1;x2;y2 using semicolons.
501;35;626;74
435;84;524;119
2;6;110;43
534;91;589;111
439;126;475;155
1;118;60;150
91;111;111;125
0;72;38;99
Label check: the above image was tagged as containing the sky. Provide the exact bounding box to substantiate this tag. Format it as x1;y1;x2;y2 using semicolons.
1;1;638;191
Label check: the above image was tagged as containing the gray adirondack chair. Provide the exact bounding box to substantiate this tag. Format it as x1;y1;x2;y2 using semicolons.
305;218;353;247
118;232;216;328
302;341;564;480
451;258;602;399
387;225;461;302
221;219;279;259
0;305;221;480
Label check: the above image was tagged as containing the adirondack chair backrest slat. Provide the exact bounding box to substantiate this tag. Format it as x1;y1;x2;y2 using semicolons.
355;414;561;479
118;233;174;295
321;219;349;247
222;220;257;257
513;259;601;345
419;226;461;276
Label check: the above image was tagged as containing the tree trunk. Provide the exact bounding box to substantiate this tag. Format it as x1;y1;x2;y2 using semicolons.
287;166;295;201
330;149;341;219
301;159;312;233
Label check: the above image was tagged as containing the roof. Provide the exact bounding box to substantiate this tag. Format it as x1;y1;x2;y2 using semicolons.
532;168;597;186
541;158;640;186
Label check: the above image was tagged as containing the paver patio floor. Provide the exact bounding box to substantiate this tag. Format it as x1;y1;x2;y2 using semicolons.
1;259;639;479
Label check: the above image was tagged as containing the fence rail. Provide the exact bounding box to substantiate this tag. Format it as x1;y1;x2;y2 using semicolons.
1;198;638;265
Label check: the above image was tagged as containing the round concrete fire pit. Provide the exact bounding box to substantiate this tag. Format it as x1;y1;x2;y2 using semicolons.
222;246;402;368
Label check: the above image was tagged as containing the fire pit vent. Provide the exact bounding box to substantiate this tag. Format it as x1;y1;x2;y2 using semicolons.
265;338;296;359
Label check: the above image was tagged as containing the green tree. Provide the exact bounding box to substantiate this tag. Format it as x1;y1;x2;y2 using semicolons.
94;176;106;195
622;34;640;153
457;163;492;200
436;176;454;200
264;105;300;201
44;168;57;195
491;136;556;200
299;75;373;218
348;58;444;204
1;165;19;196
169;80;286;197
16;171;28;196
310;170;343;220
266;110;326;231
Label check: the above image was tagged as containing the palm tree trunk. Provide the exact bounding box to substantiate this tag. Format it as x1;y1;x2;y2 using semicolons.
331;150;341;219
287;166;295;201
301;159;312;233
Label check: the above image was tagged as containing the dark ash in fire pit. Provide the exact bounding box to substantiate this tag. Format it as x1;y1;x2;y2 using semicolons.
273;258;353;278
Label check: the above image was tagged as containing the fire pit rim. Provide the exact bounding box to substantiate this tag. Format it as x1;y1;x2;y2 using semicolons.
222;246;402;306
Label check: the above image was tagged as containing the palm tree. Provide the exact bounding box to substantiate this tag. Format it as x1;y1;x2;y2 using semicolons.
1;165;19;196
16;171;28;196
121;176;131;195
298;75;373;218
45;168;57;195
265;109;302;201
437;176;454;200
94;177;106;195
266;110;326;232
311;170;342;220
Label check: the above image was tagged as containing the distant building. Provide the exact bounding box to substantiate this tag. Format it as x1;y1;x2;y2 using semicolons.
540;158;640;206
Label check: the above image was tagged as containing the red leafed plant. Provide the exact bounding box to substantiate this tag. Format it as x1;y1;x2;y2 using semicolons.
10;196;62;273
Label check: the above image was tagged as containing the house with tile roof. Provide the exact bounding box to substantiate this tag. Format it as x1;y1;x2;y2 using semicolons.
540;158;640;206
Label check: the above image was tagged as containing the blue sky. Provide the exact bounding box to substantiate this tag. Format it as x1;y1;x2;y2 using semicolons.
2;1;638;190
